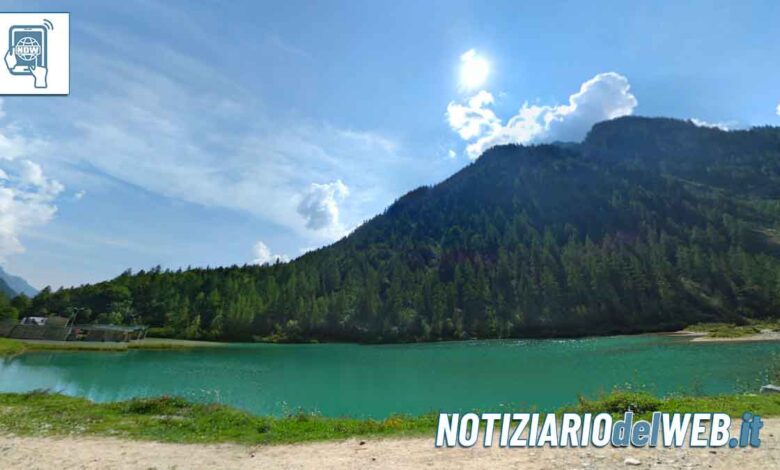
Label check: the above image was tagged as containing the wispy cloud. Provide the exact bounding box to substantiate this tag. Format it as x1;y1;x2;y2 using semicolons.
24;23;415;247
0;100;64;260
264;34;311;59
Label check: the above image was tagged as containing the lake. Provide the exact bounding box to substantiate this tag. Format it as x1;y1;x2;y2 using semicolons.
1;335;778;418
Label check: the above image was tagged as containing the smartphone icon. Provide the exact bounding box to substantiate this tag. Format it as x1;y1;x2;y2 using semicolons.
8;25;46;75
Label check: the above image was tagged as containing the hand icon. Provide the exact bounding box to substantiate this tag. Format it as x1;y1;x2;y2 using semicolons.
30;64;47;88
4;48;16;71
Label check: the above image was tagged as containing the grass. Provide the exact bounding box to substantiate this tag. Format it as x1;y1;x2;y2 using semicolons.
562;390;780;420
0;337;225;356
0;392;437;445
0;337;26;355
684;321;780;338
0;390;779;445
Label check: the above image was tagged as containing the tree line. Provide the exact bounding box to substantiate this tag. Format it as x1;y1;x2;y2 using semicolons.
6;118;780;343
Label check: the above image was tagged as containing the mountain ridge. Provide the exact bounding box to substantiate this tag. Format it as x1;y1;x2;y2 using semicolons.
0;267;37;298
17;116;780;342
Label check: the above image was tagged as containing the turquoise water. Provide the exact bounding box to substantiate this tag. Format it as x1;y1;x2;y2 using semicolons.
1;335;778;418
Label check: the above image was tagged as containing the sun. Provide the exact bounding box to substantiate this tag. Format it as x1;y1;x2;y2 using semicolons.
459;49;489;90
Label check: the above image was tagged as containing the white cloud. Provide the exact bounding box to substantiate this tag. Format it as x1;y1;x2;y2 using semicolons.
690;118;734;131
251;240;289;265
776;102;780;116
447;149;457;159
448;72;638;159
0;159;63;260
296;179;350;234
0;102;64;260
73;190;86;200
446;90;500;141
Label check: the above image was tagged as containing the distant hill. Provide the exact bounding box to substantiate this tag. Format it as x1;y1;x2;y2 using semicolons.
20;117;780;342
0;277;16;298
0;267;38;298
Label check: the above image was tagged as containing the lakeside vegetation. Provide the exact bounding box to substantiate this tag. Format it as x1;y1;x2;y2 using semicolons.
0;392;437;444
0;337;25;355
564;390;780;420
1;390;778;444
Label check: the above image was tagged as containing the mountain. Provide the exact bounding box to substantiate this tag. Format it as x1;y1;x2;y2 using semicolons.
0;267;38;298
0;278;15;298
21;117;780;342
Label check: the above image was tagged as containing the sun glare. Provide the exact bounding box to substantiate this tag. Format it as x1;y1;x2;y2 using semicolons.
459;49;489;90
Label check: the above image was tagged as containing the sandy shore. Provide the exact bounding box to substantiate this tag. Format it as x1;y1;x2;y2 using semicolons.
669;330;780;343
1;419;778;470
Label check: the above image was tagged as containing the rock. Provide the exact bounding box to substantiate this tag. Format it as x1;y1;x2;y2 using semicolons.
624;457;641;466
760;384;780;393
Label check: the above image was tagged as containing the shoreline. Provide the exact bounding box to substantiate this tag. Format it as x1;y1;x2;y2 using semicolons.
0;337;227;356
3;325;779;357
668;329;780;343
27;337;228;351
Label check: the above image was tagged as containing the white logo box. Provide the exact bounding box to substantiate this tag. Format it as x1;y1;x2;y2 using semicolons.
0;12;69;95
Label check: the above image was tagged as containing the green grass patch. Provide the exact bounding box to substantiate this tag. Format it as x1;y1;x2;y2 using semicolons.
0;392;437;445
0;390;779;445
561;390;780;420
0;337;26;356
0;337;226;356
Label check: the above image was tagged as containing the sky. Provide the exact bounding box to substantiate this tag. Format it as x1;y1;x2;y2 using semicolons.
0;0;779;289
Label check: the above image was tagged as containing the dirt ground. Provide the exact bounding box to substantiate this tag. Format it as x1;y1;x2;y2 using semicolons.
1;418;778;469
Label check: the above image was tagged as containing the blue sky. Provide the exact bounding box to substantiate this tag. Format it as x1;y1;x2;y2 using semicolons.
0;0;778;289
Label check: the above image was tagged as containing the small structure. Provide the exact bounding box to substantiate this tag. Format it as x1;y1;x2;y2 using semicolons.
2;315;148;343
12;316;74;341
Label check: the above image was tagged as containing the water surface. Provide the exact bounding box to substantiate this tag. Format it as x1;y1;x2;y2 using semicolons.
1;335;778;417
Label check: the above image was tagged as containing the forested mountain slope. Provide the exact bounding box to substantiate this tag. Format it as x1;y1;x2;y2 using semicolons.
18;117;780;342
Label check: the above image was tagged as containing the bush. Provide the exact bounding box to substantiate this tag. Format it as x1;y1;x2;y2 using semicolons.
567;391;663;416
119;396;192;415
146;326;176;338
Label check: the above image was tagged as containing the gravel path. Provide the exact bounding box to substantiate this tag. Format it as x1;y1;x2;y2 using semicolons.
1;419;778;469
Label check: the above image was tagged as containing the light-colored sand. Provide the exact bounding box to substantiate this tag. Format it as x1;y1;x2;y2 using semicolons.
690;330;780;343
669;329;780;343
1;419;778;470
